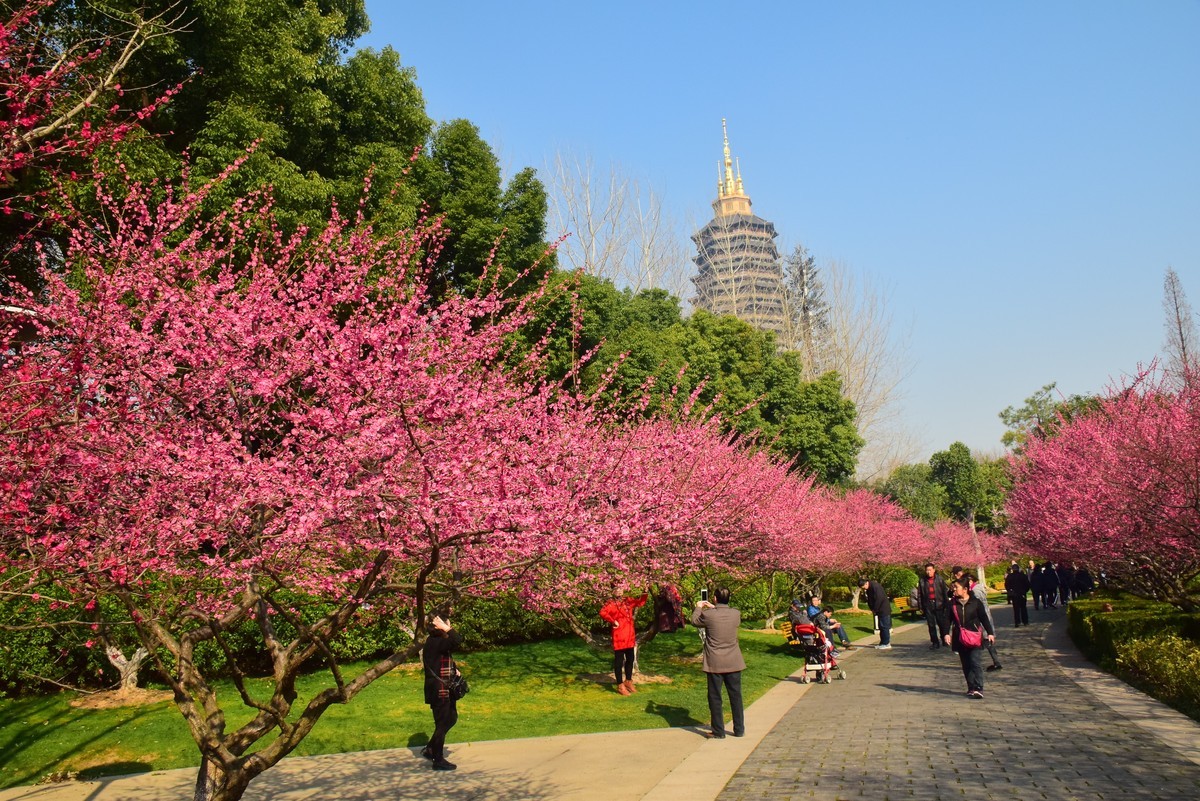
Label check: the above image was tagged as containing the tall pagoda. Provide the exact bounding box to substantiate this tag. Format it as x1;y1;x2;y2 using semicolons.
691;120;787;337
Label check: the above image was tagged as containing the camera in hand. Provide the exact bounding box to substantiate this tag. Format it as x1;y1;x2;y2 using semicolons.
701;589;709;602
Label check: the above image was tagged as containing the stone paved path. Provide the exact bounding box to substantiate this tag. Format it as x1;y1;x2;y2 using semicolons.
718;611;1200;801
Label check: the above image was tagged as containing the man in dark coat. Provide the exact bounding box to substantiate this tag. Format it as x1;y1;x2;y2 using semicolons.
1073;565;1095;597
1056;563;1075;606
1005;562;1031;626
1041;562;1058;609
860;577;892;649
917;563;949;650
1026;559;1041;610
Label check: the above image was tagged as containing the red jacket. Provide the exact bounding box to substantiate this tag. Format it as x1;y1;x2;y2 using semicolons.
600;594;647;650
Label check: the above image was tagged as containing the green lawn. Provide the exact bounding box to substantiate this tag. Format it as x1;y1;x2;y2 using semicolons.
0;619;873;790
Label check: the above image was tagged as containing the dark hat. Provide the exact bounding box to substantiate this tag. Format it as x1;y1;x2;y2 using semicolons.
790;598;803;607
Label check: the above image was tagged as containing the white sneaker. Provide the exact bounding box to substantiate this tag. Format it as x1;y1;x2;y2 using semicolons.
874;644;892;650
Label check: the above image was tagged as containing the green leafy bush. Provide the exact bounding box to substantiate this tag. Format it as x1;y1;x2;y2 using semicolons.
880;567;919;599
0;594;130;697
1066;593;1200;722
820;585;853;604
1115;635;1200;720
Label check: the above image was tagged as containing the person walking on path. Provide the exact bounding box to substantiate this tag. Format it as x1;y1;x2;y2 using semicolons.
1057;563;1075;606
1026;559;1041;611
860;577;892;649
916;563;949;650
1005;562;1031;627
422;613;463;771
952;566;1002;671
1040;561;1059;609
600;592;647;696
944;576;996;698
955;565;1003;671
691;587;746;739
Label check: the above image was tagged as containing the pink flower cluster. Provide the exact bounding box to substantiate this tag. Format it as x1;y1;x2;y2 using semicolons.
1007;370;1200;608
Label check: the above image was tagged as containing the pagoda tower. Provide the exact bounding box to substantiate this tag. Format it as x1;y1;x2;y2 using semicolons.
691;120;787;337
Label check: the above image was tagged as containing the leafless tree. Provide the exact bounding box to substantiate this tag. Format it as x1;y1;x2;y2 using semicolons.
804;259;919;481
1163;266;1197;388
547;151;691;300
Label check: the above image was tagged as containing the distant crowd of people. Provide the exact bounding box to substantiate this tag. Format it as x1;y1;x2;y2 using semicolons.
1019;560;1094;611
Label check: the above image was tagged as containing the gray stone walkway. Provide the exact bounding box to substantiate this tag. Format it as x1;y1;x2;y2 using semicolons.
719;609;1200;801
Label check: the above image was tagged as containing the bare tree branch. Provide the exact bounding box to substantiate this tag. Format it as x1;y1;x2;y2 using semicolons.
548;151;691;301
1163;265;1197;389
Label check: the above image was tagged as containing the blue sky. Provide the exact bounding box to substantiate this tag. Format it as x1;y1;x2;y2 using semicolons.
360;1;1200;463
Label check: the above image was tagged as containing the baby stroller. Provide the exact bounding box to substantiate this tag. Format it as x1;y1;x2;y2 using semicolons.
791;622;847;684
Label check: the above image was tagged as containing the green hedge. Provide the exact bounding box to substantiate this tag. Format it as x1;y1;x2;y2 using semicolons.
1;590;569;697
1067;595;1200;722
1067;597;1200;662
1116;635;1200;720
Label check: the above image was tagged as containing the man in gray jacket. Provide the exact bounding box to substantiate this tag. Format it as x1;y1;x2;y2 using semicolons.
691;587;746;739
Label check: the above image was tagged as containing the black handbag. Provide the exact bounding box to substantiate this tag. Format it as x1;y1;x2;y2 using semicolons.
429;664;469;700
447;668;469;700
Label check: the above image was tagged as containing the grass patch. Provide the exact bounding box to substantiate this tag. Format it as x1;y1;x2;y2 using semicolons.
0;624;858;789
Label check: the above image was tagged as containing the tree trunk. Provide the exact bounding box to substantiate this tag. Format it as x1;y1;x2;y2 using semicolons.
850;587;861;611
968;514;986;588
105;645;148;693
194;756;252;801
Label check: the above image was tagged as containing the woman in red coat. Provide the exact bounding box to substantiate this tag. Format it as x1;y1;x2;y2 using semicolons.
600;594;647;695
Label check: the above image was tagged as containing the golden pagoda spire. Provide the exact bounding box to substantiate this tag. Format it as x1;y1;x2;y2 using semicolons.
713;118;752;216
721;118;735;196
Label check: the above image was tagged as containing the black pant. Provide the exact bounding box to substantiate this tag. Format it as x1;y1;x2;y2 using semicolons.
706;671;744;736
613;647;634;683
1012;596;1029;625
428;699;458;759
958;646;984;692
923;606;948;645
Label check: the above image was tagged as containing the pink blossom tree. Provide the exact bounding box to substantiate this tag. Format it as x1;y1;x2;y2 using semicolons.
1007;371;1200;611
2;157;751;798
1;155;865;796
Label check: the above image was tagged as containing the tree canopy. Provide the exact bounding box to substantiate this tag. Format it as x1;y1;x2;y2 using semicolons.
3;0;552;296
526;271;864;483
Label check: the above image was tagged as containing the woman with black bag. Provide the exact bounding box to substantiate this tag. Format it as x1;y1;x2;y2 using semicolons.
943;577;995;699
422;613;464;771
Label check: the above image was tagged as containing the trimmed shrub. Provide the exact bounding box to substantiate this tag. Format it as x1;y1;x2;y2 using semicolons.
453;593;570;648
1115;635;1200;720
821;585;853;604
880;567;919;599
1067;595;1200;664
